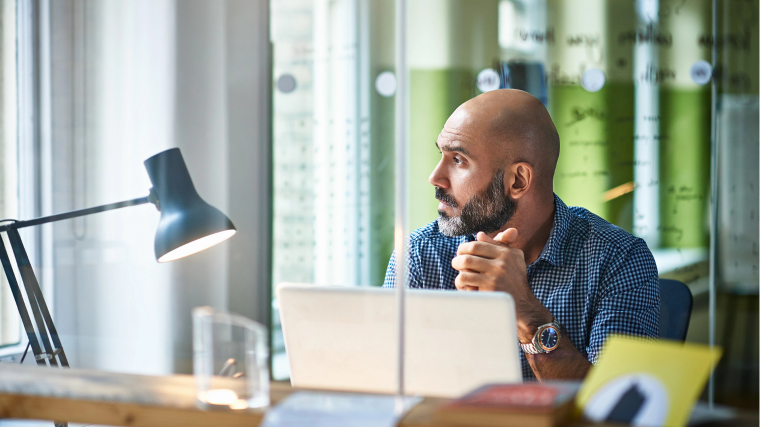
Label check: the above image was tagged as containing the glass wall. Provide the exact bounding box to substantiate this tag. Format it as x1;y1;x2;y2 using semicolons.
402;0;719;256
712;0;758;405
270;0;758;403
270;0;395;379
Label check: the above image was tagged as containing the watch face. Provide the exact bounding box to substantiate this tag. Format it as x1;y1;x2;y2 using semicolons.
539;326;559;351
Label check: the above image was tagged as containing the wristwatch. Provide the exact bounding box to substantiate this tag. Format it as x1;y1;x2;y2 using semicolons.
520;319;561;354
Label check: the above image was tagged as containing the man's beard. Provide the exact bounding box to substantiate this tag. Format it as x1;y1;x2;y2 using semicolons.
436;170;517;237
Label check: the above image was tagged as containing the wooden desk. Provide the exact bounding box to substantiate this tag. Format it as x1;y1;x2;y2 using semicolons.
1;364;756;427
0;363;446;427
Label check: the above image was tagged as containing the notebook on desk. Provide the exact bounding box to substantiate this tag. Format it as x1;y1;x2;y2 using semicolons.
276;283;522;398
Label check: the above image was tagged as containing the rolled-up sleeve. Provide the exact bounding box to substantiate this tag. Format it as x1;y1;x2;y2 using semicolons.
586;240;660;364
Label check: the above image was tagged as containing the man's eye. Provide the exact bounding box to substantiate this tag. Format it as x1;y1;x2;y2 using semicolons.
453;156;462;164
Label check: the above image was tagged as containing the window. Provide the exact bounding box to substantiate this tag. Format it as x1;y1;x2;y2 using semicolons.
0;0;272;372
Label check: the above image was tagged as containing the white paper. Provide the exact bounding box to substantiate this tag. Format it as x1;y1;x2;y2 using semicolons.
261;391;422;427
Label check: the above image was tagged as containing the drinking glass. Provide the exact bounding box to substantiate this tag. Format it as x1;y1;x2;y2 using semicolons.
193;306;270;410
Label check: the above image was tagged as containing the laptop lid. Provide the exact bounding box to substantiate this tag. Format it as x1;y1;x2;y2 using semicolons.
276;283;522;397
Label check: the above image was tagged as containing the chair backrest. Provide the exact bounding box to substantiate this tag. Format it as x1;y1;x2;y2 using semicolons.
658;279;693;341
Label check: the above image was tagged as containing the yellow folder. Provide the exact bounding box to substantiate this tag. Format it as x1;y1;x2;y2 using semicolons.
576;335;722;427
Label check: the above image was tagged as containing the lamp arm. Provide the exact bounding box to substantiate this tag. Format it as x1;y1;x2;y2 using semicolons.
0;195;152;232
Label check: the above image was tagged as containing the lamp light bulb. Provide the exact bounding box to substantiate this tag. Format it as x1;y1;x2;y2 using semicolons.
158;229;236;263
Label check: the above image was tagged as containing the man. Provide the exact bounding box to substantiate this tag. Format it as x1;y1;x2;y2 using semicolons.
383;89;659;381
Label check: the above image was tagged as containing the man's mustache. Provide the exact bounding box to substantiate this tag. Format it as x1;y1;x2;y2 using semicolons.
435;187;458;208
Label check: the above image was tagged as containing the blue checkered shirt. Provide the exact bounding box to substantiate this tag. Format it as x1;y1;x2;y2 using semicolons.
383;194;660;380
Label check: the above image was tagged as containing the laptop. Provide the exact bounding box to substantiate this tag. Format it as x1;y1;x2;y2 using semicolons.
276;283;522;397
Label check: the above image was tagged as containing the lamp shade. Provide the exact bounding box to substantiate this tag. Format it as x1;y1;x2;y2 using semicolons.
144;148;236;263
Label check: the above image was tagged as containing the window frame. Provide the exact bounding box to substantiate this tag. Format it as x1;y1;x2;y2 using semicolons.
0;0;52;360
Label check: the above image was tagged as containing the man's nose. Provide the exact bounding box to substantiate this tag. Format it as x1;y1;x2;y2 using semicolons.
429;160;449;188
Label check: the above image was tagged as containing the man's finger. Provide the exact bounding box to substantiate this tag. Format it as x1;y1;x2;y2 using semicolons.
456;241;503;259
495;228;519;246
451;254;492;273
454;273;469;290
476;231;497;244
454;271;485;289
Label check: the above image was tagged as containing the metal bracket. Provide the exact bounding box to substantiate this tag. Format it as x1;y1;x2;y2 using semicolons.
34;348;62;361
148;187;161;211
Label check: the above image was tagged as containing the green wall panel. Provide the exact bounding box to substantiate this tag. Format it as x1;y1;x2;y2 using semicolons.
408;68;475;232
659;88;711;248
549;83;635;231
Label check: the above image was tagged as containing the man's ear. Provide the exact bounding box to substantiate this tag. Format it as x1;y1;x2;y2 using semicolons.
506;162;533;200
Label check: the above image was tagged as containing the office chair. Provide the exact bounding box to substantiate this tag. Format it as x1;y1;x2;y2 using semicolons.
658;279;693;341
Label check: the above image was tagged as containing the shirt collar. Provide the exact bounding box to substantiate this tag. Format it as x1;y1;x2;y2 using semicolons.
533;194;571;267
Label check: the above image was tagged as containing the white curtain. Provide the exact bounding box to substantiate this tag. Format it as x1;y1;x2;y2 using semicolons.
0;0;19;348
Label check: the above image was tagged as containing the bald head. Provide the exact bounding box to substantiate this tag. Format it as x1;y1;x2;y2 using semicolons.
445;89;560;191
431;89;560;239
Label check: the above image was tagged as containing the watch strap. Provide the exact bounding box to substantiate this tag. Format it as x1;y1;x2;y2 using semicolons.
520;341;542;354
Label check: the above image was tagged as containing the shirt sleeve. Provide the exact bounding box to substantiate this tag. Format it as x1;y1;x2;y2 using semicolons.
382;249;423;289
586;239;660;364
382;251;397;288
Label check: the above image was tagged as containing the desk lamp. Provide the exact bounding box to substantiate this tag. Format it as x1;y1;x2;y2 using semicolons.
0;148;236;368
